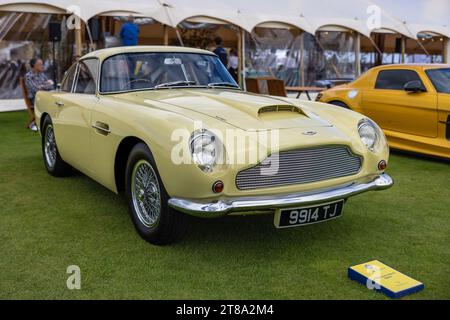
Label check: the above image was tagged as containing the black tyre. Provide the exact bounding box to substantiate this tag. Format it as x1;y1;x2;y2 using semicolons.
125;142;186;245
329;101;350;109
41;116;72;177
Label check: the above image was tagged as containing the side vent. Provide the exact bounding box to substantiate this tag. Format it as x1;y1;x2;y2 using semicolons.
258;105;303;115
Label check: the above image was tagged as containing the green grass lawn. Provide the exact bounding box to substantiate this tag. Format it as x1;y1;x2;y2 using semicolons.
0;110;449;300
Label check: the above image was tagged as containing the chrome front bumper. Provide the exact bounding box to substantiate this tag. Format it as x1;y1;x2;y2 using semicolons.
168;173;393;217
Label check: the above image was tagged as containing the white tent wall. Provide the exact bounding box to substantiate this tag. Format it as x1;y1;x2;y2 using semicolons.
371;0;450;38
0;11;75;99
245;27;363;88
162;0;449;39
0;0;448;38
0;1;169;24
0;0;449;99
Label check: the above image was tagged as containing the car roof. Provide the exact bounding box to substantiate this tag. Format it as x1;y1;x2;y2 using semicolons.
369;63;450;71
81;46;216;61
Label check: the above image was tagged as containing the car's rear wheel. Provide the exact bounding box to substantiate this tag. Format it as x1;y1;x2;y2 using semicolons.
125;142;186;245
41;116;72;177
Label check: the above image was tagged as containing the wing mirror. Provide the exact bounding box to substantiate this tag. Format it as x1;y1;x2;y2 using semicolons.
404;80;425;93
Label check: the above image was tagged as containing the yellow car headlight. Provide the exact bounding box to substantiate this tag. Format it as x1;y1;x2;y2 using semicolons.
189;130;224;172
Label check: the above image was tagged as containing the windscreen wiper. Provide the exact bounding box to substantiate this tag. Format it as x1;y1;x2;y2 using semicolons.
154;80;196;89
207;82;240;89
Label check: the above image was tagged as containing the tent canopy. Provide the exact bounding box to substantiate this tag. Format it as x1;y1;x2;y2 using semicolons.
0;0;449;38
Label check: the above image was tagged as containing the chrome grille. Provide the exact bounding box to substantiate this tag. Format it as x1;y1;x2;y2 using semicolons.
236;145;362;190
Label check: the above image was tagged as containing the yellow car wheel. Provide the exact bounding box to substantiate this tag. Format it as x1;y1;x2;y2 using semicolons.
41;116;72;177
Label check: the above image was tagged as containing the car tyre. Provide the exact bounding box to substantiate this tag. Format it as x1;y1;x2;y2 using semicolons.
125;142;187;245
41;116;72;177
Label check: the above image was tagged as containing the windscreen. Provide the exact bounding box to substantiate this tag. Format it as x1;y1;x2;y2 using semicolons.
100;52;237;93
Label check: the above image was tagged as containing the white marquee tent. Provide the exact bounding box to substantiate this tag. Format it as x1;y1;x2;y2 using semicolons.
0;0;449;98
0;0;449;38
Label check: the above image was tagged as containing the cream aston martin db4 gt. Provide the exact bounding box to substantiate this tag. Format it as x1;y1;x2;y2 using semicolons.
35;46;393;245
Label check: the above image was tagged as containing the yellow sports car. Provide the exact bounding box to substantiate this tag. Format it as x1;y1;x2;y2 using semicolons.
318;64;450;159
35;46;393;245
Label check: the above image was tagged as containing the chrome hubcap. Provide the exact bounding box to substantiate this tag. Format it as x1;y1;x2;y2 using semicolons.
44;125;57;168
131;160;161;228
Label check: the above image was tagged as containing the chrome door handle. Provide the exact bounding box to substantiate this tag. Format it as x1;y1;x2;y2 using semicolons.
92;122;111;135
55;101;64;107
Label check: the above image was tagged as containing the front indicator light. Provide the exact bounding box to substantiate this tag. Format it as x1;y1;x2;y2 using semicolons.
212;180;224;193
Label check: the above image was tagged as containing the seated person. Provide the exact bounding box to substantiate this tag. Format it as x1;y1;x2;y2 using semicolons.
24;58;54;131
25;58;54;105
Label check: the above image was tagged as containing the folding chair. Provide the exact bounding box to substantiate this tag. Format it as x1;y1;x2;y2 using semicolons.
267;78;287;97
245;78;261;94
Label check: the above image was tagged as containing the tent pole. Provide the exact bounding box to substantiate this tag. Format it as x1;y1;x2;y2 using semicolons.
238;27;246;90
175;28;184;46
237;27;242;87
445;38;450;63
355;33;361;76
163;24;169;45
75;25;82;56
415;39;430;57
85;21;94;52
300;31;305;86
401;35;406;63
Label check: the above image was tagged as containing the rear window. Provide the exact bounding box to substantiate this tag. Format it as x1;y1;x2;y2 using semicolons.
375;69;422;90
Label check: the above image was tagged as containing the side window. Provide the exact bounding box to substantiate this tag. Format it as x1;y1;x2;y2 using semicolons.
61;64;77;92
375;69;423;90
74;59;99;94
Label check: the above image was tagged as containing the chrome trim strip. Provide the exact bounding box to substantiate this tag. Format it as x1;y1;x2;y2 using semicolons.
168;173;393;217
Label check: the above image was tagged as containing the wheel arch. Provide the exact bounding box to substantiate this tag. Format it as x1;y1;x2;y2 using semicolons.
40;112;50;134
328;100;351;109
114;136;148;194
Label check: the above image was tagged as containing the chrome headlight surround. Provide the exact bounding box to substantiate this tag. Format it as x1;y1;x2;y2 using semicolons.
189;129;224;172
358;118;384;152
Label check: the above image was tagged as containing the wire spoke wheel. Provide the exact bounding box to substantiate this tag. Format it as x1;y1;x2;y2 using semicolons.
131;159;162;228
44;125;57;168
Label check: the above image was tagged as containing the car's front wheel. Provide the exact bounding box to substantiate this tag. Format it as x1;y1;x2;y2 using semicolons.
125;143;186;245
41;116;72;177
329;100;350;109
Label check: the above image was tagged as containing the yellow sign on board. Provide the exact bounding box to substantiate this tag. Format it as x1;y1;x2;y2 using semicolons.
348;260;424;298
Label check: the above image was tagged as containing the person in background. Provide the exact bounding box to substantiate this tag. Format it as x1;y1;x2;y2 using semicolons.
24;58;54;131
120;16;140;46
227;48;239;82
213;36;228;67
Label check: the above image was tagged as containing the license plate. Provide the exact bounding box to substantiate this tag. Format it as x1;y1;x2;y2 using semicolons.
274;200;344;228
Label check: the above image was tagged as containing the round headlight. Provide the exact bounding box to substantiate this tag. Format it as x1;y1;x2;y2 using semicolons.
358;118;380;152
189;130;221;172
